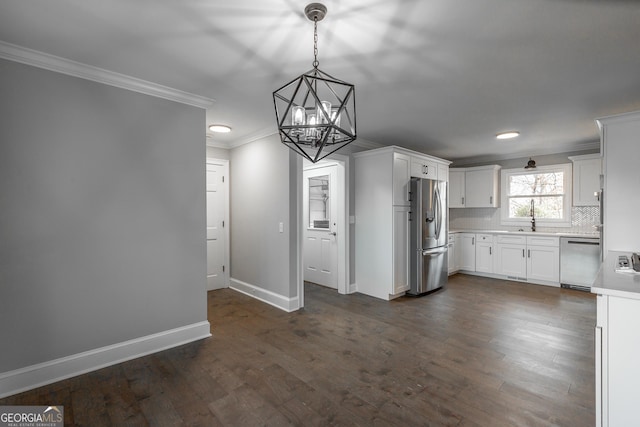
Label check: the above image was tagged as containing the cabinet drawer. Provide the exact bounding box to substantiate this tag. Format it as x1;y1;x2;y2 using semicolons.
496;234;526;245
476;234;494;242
526;236;559;247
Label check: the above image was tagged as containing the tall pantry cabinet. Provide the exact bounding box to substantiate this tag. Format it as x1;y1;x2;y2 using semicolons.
354;146;450;300
593;110;640;427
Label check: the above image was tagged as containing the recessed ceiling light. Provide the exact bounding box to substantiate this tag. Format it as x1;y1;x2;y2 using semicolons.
496;131;520;140
208;124;232;133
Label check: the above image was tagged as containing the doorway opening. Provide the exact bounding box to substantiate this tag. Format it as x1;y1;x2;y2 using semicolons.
300;154;350;306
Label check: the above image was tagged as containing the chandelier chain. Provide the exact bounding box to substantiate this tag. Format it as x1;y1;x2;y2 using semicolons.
313;17;319;68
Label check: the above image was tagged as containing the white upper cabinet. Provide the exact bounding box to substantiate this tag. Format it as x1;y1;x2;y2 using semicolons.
569;153;602;206
449;170;466;208
450;165;501;208
410;157;438;180
393;153;411;206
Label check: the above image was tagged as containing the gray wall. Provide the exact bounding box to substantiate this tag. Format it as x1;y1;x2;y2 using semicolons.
230;135;296;298
206;145;230;160
0;59;207;372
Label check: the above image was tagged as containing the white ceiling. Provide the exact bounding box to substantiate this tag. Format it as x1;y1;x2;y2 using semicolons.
2;0;640;162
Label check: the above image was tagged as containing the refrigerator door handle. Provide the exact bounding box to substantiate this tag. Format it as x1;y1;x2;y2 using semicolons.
434;185;442;240
422;246;448;256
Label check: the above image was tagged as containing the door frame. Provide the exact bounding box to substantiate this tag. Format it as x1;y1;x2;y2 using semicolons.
299;153;350;303
206;158;230;289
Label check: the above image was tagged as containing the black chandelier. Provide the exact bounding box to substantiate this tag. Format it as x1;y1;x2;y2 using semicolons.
273;3;356;163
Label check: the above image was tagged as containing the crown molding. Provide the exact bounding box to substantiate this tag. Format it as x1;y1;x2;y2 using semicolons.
0;41;214;109
450;140;601;166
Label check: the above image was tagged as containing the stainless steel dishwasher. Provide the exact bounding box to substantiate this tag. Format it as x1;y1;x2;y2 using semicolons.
560;236;601;290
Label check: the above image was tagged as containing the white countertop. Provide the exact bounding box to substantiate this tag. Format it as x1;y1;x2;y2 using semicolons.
591;251;640;300
449;229;600;239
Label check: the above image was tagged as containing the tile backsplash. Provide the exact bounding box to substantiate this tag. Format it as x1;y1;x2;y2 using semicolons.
449;206;600;234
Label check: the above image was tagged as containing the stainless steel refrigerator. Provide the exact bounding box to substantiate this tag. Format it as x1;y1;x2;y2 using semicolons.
408;177;448;296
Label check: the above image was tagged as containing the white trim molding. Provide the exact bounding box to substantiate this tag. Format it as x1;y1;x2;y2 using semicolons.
230;278;300;312
0;41;214;109
0;321;211;399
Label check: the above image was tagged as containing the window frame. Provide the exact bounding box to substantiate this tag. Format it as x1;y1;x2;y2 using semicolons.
500;163;572;228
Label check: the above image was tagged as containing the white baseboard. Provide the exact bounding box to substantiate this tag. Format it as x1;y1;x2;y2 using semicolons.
348;282;358;294
0;321;211;399
230;278;299;312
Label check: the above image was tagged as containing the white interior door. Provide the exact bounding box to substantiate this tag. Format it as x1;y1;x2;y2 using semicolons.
303;165;338;289
206;162;228;290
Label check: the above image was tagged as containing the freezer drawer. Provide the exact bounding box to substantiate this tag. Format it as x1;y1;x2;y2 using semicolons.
408;246;448;296
560;237;601;289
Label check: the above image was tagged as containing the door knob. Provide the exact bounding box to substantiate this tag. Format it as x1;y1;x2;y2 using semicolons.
328;231;337;236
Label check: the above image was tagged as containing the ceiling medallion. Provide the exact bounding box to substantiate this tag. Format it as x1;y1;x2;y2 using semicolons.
272;3;357;163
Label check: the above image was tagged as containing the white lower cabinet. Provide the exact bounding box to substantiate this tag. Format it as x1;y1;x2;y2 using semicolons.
475;234;494;274
596;293;640;427
496;244;527;279
393;206;411;295
458;233;476;271
495;235;527;279
492;234;560;285
448;233;457;274
526;247;559;282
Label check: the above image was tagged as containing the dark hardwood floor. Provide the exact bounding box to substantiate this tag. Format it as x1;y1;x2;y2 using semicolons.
1;274;596;426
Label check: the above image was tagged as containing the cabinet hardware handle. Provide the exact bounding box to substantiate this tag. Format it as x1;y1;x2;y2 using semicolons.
489;247;492;255
489;196;493;205
462;196;464;205
522;249;525;257
472;237;475;245
528;249;530;258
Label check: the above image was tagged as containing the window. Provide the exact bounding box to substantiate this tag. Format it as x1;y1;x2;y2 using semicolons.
500;164;572;228
308;175;330;229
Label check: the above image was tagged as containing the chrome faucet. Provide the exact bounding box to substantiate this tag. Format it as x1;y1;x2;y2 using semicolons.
530;199;536;232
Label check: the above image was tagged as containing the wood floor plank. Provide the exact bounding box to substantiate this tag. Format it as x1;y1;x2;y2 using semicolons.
0;274;596;426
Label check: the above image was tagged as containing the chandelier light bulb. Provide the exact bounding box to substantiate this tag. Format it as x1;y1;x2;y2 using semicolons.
292;106;305;126
318;101;332;124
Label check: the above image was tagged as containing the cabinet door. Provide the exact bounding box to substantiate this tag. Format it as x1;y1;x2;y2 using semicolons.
448;234;457;274
458;233;476;271
454;233;462;271
465;169;498;207
410;158;437;180
392;206;411;294
573;158;601;206
527;245;559;283
393;153;411;206
495;244;527;278
607;296;640;427
475;235;494;274
449;170;466;208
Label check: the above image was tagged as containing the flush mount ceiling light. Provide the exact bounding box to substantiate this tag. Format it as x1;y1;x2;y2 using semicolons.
208;124;232;133
272;3;356;163
496;131;520;140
